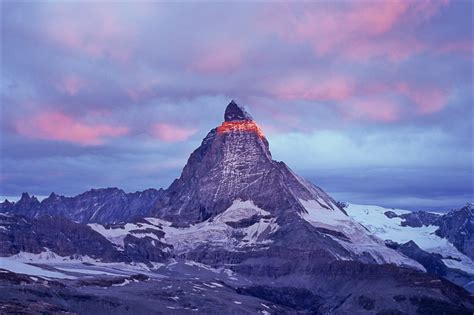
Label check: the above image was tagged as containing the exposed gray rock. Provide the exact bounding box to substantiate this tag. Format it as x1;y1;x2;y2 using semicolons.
436;203;474;259
0;214;172;263
0;213;126;261
385;239;474;292
384;209;440;227
389;240;448;276
224;99;253;121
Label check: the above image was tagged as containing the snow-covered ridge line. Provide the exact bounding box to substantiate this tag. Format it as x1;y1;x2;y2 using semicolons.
345;203;474;274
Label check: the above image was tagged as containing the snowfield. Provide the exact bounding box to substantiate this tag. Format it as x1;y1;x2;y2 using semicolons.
346;203;474;274
0;248;166;279
298;199;424;270
0;258;76;279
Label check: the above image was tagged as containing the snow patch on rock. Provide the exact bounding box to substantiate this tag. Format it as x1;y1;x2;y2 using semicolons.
91;199;279;255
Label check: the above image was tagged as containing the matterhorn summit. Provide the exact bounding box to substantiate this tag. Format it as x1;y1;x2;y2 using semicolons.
223;99;254;121
150;100;421;269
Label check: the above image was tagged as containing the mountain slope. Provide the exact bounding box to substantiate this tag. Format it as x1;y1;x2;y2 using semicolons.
154;101;341;223
345;203;474;292
345;203;474;274
146;100;421;269
436;203;474;259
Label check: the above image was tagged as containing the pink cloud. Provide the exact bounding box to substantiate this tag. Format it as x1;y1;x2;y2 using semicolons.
264;1;447;61
43;5;138;62
349;2;409;35
395;83;449;114
270;77;355;102
341;38;425;62
267;2;408;53
150;123;198;143
363;82;450;115
190;41;244;74
342;99;400;122
267;75;449;120
126;78;160;102
16;111;129;145
57;75;86;95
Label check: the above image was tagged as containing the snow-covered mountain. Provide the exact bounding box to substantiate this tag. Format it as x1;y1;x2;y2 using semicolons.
143;100;419;269
345;203;474;291
1;101;473;314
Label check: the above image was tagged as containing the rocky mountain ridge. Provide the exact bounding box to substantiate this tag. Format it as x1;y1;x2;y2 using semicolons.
1;188;163;224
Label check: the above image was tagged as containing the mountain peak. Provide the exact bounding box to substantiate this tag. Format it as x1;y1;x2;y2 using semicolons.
18;192;40;206
154;100;347;224
219;100;264;138
20;192;32;201
224;100;253;122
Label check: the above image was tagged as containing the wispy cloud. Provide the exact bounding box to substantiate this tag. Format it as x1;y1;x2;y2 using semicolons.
15;111;129;145
150;123;198;143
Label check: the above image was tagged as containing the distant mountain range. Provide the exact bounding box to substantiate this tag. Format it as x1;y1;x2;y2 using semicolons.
1;101;472;314
1;188;164;224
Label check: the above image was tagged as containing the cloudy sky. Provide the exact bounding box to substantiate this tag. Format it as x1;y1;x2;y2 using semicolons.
1;1;472;211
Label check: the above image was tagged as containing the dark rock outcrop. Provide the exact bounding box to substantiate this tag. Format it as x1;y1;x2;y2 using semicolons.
384;210;440;227
435;203;474;259
392;240;448;276
385;239;474;292
224;99;254;121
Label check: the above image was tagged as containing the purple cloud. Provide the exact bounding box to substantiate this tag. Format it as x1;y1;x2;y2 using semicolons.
1;1;472;210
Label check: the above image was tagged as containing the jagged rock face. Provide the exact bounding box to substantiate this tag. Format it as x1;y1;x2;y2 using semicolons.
224;100;253;121
385;239;474;291
0;213;126;261
1;188;164;224
436;203;474;259
387;240;448;276
154;100;341;224
0;213;173;263
2;193;42;217
384;210;440;227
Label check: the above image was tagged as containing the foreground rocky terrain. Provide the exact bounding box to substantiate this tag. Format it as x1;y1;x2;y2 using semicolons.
1;101;473;314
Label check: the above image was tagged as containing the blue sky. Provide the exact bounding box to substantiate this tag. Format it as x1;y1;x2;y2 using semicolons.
1;1;472;211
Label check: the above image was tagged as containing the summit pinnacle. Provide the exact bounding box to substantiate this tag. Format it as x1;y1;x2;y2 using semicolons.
224;100;253;122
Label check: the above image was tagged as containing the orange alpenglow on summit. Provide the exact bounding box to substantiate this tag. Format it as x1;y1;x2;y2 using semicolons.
217;120;265;138
216;100;265;138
